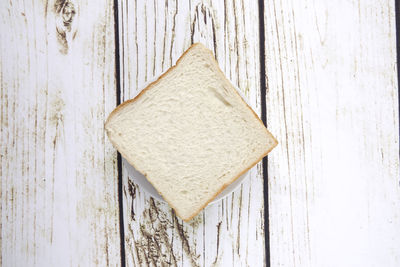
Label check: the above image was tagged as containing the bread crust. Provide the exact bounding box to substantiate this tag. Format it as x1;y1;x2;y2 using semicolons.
105;43;278;222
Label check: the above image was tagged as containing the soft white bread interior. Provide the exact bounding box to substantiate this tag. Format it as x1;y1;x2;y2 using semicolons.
105;43;277;221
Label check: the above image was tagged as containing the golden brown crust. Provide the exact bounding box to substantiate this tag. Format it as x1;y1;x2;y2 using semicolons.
105;43;278;222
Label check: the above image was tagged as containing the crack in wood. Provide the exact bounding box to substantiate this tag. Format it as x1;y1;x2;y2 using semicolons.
236;186;243;255
128;179;136;221
212;221;222;265
173;214;200;267
133;198;180;266
169;0;178;65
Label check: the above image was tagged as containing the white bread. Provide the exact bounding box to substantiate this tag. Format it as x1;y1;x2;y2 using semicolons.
105;43;277;221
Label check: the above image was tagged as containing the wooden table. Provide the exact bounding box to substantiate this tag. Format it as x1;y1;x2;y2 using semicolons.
1;0;399;266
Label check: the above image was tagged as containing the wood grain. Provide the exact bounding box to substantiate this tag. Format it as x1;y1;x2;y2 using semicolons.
117;0;266;266
264;0;400;266
0;0;121;266
2;0;399;266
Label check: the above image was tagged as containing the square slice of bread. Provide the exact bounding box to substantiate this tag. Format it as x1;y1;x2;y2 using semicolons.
105;43;277;221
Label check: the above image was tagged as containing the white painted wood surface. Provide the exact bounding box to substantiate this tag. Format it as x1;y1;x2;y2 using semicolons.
0;0;121;266
118;0;266;266
264;0;400;266
1;0;399;266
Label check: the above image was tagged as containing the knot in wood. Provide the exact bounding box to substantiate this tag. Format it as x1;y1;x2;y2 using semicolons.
61;1;75;28
55;0;76;28
54;0;77;54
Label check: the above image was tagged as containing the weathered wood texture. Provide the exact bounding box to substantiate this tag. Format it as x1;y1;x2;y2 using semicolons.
0;0;121;266
118;0;266;266
264;0;400;266
2;0;399;266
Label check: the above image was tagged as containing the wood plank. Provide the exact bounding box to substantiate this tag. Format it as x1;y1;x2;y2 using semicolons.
0;0;120;266
118;0;266;266
264;0;400;266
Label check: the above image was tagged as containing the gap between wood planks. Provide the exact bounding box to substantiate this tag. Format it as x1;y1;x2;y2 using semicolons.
258;0;271;266
112;1;272;266
113;0;126;267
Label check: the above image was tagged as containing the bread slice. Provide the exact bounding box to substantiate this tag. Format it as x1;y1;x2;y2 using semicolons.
105;43;277;221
